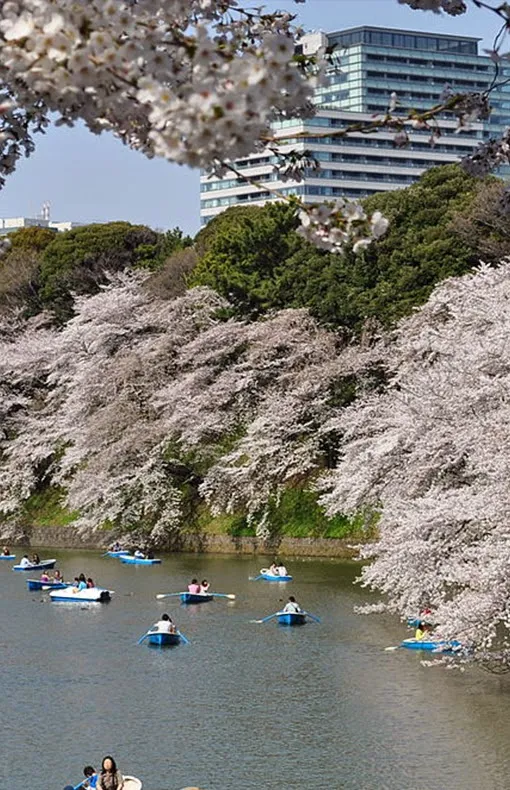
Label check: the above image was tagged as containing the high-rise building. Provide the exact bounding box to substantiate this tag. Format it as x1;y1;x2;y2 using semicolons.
200;26;509;225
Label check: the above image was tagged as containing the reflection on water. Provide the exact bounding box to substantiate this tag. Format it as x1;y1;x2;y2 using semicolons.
1;551;509;790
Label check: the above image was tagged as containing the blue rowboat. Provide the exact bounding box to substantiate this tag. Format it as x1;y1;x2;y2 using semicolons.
26;579;67;591
277;611;306;626
12;559;56;572
261;572;293;582
400;638;461;652
180;592;214;604
148;631;181;646
0;554;15;560
120;555;162;565
105;550;130;557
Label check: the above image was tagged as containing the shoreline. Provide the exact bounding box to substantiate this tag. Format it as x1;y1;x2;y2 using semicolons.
6;525;359;558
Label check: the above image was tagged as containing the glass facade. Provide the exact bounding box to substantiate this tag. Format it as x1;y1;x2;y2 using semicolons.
200;26;509;224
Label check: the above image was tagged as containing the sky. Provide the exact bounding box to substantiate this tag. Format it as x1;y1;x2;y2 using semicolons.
0;0;502;235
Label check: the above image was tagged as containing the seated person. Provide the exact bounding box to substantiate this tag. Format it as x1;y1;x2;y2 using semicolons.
40;572;50;583
111;541;122;552
133;548;145;559
83;766;98;789
154;613;176;634
415;623;432;640
31;553;40;565
53;569;64;583
269;562;278;576
2;546;11;556
188;578;201;594
73;574;87;592
283;595;302;613
19;555;31;568
277;563;288;577
200;579;210;594
86;577;95;589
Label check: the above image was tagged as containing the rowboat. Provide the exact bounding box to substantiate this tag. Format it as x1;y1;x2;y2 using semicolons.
277;611;306;626
120;555;162;565
0;554;15;560
260;571;293;582
26;579;68;591
12;559;56;572
104;550;130;557
148;631;182;646
180;592;214;604
400;638;461;652
49;586;113;603
68;775;141;790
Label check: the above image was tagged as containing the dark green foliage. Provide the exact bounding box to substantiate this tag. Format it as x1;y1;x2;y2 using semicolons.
8;226;57;252
192;165;492;332
39;222;160;320
191;202;303;315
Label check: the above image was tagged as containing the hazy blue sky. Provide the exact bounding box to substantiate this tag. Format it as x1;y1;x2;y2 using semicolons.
0;0;501;235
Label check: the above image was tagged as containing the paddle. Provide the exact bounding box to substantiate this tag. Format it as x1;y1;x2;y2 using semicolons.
250;612;279;624
137;630;156;644
303;611;321;624
249;575;263;581
210;592;236;600
156;592;186;599
177;629;190;644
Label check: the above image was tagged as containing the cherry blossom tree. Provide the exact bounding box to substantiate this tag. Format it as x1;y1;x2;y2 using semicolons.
0;273;378;543
320;261;510;668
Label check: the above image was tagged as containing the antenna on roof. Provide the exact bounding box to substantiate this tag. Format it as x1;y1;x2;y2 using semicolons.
41;201;50;221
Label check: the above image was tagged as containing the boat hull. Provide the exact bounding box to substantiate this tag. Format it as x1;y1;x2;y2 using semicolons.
148;631;181;646
401;638;461;652
260;573;293;582
12;559;56;572
49;587;112;603
277;612;306;626
180;592;213;604
105;550;130;557
0;554;15;560
120;556;162;565
26;579;67;591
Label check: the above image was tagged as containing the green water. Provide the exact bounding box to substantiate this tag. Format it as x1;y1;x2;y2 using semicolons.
1;550;509;790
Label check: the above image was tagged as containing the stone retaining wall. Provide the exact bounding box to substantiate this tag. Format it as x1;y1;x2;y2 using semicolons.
9;526;358;558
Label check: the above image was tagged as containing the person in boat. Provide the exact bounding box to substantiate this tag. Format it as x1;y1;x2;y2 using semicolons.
53;569;64;583
96;755;124;790
269;561;279;576
83;765;98;789
283;595;302;614
155;613;176;634
19;555;31;568
133;547;145;559
77;573;88;590
111;541;122;552
277;562;288;577
200;579;210;594
2;546;10;556
188;578;201;594
40;571;50;583
31;553;40;565
86;577;95;589
415;622;432;640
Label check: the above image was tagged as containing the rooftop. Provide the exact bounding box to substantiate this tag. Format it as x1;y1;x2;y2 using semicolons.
327;26;480;54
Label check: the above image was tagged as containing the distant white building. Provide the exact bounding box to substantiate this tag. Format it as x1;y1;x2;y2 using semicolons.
0;216;84;235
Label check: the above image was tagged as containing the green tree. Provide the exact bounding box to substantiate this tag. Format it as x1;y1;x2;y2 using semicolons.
192;164;492;332
39;221;161;320
8;226;57;252
191;202;303;315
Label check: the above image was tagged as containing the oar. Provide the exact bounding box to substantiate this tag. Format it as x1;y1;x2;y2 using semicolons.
177;629;190;644
210;592;236;600
156;592;183;599
250;612;279;624
303;611;321;624
249;575;263;581
385;645;401;651
137;630;156;644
